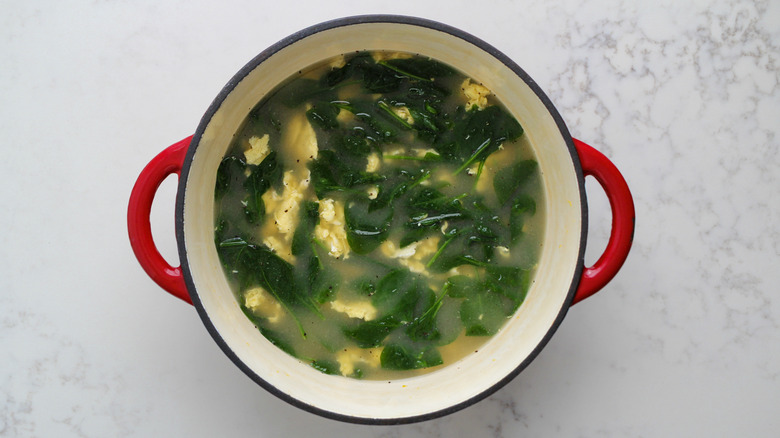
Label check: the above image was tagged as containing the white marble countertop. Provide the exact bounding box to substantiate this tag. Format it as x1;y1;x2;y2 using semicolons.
2;0;778;436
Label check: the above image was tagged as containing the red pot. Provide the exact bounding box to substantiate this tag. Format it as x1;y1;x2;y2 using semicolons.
128;15;634;424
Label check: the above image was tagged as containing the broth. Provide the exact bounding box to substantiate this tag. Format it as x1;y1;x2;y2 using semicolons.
213;51;545;379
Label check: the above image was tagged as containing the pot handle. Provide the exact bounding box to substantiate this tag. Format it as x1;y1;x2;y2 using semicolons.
127;136;193;304
571;138;635;305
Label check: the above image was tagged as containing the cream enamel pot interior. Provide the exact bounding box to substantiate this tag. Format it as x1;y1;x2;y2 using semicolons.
128;16;635;424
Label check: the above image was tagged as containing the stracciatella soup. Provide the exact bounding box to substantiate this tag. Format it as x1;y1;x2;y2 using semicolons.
213;51;545;380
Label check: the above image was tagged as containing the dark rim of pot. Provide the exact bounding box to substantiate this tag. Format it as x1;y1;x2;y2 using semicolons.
175;14;587;426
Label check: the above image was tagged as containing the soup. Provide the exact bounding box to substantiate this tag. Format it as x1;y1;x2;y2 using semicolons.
213;51;545;379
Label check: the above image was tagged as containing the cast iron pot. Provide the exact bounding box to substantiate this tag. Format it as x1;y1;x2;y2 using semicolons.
128;15;635;424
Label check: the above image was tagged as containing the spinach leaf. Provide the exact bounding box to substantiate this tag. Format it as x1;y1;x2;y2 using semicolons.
407;212;465;230
330;52;453;95
216;239;317;337
344;196;393;254
370;269;436;328
276;78;333;108
405;307;441;342
214;156;256;253
461;199;507;260
398;228;430;248
257;326;297;357
322;63;353;88
405;81;449;105
428;251;478;273
360;62;404;93
403;82;451;142
250;246;305;308
215;236;255;289
320;52;404;94
425;230;465;273
370;168;430;211
485;265;530;311
246;103;284;135
423;196;509;273
327;59;448;143
378;57;455;82
306;253;340;304
307;101;340;130
403;281;436;324
309;149;384;197
376;100;414;130
289;201;339;304
343;316;399;348
406;186;459;212
243;195;265;225
322;52;379;88
397;187;467;247
509;194;536;242
331;97;405;145
493;160;537;206
353;277;377;297
460;291;508;336
432;297;462;346
405;286;449;342
345;99;400;142
443;275;479;298
380;343;443;370
310;359;340;375
408;106;441;134
239;304;296;357
332;128;373;157
214;216;229;246
372;269;412;309
438;105;523;165
471;216;501;245
291;201;320;257
242;151;283;224
215;155;246;199
371;269;421;324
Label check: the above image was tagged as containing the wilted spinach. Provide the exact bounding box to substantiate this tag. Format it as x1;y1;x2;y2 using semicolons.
242;152;283;224
309;149;385;198
380;342;443;370
214;50;542;378
344;196;394;254
493;160;537;205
